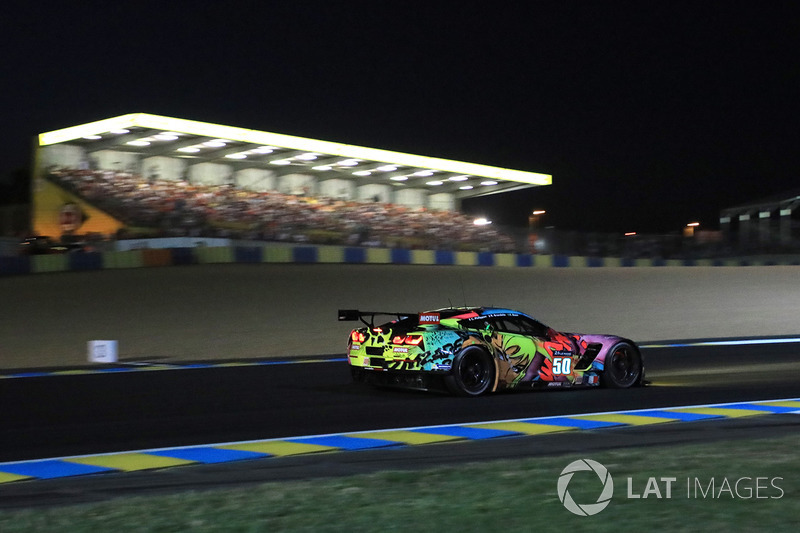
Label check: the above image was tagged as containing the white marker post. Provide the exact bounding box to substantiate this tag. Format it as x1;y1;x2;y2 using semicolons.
88;340;118;363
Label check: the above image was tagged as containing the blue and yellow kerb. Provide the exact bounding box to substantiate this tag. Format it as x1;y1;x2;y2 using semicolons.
1;398;798;485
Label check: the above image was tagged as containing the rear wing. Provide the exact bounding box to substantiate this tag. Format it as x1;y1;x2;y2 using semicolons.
338;309;416;328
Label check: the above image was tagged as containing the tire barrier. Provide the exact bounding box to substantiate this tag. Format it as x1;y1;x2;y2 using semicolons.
3;245;800;277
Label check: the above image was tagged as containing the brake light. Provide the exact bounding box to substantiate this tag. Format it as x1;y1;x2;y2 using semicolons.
405;335;423;346
392;335;423;346
351;331;365;343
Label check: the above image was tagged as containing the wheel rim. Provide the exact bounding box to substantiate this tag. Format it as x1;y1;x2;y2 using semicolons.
459;351;490;393
609;346;639;386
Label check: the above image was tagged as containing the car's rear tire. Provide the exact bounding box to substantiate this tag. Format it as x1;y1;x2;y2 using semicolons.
601;342;642;388
444;346;495;396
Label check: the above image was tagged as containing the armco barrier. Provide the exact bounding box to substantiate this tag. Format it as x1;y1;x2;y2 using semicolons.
141;248;173;268
103;250;144;269
234;246;263;263
293;247;318;263
170;247;196;266
32;254;68;273
68;251;103;271
1;245;799;278
0;256;31;276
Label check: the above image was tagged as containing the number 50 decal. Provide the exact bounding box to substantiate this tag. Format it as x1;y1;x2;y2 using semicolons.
552;356;572;375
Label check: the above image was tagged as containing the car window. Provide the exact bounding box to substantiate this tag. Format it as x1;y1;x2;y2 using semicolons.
502;316;549;337
494;318;526;334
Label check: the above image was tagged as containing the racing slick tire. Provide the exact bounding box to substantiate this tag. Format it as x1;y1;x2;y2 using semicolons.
601;342;642;388
444;346;495;396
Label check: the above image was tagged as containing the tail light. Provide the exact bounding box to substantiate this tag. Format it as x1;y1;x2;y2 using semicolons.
391;335;424;347
351;331;365;343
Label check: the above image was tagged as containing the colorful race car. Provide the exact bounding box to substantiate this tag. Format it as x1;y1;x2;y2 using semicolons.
339;307;644;396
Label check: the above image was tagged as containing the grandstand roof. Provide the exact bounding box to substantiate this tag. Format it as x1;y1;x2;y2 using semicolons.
37;113;551;199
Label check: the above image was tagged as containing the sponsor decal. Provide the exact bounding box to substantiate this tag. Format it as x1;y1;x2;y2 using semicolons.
419;312;440;325
393;347;409;353
552;356;572;375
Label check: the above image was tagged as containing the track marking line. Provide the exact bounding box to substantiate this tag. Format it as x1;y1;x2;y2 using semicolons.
1;397;798;485
640;337;800;349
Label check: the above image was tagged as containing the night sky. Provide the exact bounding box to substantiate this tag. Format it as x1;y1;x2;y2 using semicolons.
1;1;798;234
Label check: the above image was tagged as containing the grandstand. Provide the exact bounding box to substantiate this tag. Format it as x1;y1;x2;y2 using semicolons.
32;114;551;251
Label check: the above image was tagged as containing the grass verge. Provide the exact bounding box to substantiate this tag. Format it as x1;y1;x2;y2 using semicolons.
0;433;798;532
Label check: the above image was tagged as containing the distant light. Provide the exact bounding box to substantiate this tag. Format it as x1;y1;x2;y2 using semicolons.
532;210;546;216
154;133;179;141
338;159;360;167
271;159;292;165
414;170;434;177
625;232;637;236
296;153;319;161
426;180;443;186
312;165;332;171
480;180;498;186
377;165;397;172
353;170;372;176
225;153;247;159
203;140;227;148
449;175;469;181
687;222;700;227
473;218;492;226
110;129;130;134
83;135;102;140
459;185;473;190
178;147;201;153
253;146;275;154
390;176;408;181
127;140;150;146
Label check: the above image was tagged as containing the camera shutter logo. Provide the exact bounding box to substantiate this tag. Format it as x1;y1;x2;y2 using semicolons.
557;459;614;516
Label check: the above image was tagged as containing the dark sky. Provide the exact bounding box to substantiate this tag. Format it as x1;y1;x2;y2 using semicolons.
1;1;798;233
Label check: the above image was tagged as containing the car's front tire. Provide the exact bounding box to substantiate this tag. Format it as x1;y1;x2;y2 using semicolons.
444;346;495;396
601;342;642;388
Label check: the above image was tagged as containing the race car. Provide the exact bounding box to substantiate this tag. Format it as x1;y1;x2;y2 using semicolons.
339;307;644;396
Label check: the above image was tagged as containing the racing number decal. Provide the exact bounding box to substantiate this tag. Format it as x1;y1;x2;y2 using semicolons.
552;356;572;376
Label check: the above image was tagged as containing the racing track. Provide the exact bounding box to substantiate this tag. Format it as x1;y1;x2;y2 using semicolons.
1;264;799;507
2;340;800;465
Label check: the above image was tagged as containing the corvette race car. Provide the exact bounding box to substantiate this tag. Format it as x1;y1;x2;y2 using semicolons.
339;307;644;396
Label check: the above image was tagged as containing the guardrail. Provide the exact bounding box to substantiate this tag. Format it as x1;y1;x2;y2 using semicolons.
2;244;800;277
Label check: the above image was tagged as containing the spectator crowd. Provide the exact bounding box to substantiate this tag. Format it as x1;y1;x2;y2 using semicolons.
47;168;516;252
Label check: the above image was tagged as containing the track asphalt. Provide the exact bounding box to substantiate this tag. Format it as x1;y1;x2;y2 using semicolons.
0;339;799;508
